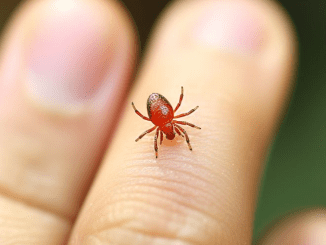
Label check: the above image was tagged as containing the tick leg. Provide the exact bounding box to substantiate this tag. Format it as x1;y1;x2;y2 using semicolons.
154;128;160;158
132;102;150;121
160;129;163;145
174;106;199;119
175;125;192;151
174;125;184;137
174;86;184;113
135;126;157;142
173;120;201;129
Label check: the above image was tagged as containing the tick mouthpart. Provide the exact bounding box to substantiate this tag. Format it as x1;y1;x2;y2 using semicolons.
166;133;175;140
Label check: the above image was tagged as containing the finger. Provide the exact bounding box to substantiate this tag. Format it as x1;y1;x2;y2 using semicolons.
0;0;136;243
258;209;326;244
70;0;296;244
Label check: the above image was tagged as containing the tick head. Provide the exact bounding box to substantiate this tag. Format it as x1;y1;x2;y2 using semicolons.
161;123;175;140
166;132;175;140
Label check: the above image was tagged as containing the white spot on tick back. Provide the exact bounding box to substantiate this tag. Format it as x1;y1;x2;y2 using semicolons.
160;105;168;115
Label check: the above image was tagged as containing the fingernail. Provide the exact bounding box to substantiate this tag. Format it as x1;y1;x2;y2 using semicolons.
25;1;116;112
193;1;264;54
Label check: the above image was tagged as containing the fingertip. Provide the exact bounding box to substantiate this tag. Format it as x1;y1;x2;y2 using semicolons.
258;209;326;245
0;0;137;231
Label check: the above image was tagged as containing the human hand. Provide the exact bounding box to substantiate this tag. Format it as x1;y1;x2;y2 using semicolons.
0;0;307;244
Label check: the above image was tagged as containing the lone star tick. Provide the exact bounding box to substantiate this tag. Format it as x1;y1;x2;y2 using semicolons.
132;86;201;158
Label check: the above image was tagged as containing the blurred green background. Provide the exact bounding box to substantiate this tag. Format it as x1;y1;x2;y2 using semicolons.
1;0;325;241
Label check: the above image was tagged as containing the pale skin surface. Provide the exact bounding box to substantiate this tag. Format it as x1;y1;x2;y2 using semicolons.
0;0;324;244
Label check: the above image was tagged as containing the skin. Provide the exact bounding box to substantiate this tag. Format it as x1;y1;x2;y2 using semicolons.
0;0;323;244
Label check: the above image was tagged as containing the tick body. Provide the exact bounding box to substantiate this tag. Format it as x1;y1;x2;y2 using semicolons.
132;87;201;158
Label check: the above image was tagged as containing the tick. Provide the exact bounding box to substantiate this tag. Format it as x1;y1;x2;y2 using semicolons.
132;86;201;158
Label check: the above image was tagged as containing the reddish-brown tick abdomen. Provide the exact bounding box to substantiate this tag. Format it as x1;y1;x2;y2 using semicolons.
147;93;174;127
